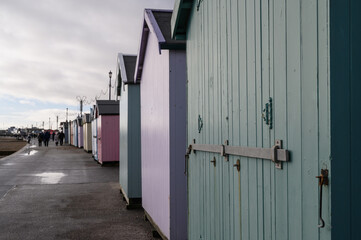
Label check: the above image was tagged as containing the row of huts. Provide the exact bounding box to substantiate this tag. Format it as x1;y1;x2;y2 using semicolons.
60;1;361;239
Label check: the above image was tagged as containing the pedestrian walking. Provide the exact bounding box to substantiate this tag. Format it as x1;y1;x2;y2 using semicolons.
58;131;65;146
52;132;55;141
38;132;44;147
55;132;59;146
44;130;50;147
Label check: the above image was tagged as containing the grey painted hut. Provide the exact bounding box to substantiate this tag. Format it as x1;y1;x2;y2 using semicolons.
172;0;361;240
116;53;141;208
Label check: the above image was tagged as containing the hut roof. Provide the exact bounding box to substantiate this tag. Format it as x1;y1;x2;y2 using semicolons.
171;0;194;40
96;100;119;116
117;53;137;84
82;113;92;124
134;9;186;83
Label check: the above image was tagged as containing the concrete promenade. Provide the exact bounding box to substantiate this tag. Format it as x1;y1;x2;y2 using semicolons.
0;139;153;240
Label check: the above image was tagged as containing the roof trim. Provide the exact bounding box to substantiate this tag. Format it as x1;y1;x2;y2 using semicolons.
134;9;183;84
117;53;128;84
171;0;194;40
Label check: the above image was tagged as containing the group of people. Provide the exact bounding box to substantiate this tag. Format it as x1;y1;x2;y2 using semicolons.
37;131;65;147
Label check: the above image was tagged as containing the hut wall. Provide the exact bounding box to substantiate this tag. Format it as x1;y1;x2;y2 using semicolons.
140;27;187;239
178;0;331;239
70;121;73;145
83;123;92;152
78;126;83;148
64;123;69;144
119;84;141;200
92;119;98;160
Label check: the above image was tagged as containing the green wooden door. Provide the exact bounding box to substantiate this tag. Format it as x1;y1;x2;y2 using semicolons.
185;0;331;239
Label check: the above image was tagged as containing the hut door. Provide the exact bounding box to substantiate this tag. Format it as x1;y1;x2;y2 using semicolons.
97;117;102;162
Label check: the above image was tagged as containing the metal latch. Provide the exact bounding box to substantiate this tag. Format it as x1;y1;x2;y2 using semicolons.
316;169;328;228
262;97;273;129
188;139;289;169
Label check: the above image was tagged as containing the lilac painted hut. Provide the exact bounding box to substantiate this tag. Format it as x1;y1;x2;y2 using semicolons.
135;9;187;239
77;116;83;148
95;100;119;164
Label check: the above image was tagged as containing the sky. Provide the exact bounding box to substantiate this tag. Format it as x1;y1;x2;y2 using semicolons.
0;0;175;130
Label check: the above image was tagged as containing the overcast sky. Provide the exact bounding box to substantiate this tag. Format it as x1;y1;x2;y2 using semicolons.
0;0;175;129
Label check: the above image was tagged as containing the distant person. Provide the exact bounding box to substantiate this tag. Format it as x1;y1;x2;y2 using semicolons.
27;134;31;144
44;131;50;147
38;132;44;146
52;132;55;141
54;132;59;146
58;131;65;146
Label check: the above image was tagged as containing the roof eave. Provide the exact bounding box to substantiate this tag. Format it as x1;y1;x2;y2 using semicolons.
171;0;194;40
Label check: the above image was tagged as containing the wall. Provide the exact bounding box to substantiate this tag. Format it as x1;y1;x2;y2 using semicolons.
186;0;330;239
330;0;361;239
141;28;171;238
83;123;92;152
169;50;187;240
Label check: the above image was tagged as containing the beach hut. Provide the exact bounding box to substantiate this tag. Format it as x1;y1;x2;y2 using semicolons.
91;107;98;160
171;1;361;239
95;100;119;164
135;9;187;239
82;113;92;153
77;116;83;148
116;53;141;208
72;119;78;147
60;121;69;144
69;120;73;145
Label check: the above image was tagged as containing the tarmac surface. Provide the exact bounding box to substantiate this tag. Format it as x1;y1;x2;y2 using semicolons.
0;139;154;240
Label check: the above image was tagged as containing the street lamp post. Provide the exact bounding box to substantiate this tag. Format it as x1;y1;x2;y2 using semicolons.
108;70;112;100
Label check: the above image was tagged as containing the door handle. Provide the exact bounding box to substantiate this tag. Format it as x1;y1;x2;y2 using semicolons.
316;169;328;228
233;159;240;172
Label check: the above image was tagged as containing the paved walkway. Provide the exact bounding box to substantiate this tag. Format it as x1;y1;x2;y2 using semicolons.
0;139;153;240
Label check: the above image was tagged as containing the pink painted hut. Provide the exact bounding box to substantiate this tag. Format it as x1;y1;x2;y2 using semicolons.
135;9;187;239
95;100;119;164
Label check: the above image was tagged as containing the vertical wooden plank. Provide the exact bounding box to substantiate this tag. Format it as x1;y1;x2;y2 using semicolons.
286;0;302;239
330;0;351;238
219;0;230;239
268;0;276;238
230;0;242;238
300;0;319;239
203;1;210;238
238;0;250;239
350;2;361;239
261;0;272;238
254;0;264;239
245;0;258;239
318;0;331;239
273;0;288;239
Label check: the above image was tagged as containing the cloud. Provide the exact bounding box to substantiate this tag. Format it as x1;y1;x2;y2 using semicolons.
0;0;175;108
19;100;35;106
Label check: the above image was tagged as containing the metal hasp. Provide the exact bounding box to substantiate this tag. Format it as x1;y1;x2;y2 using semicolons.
188;139;289;169
316;169;328;228
262;97;273;129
